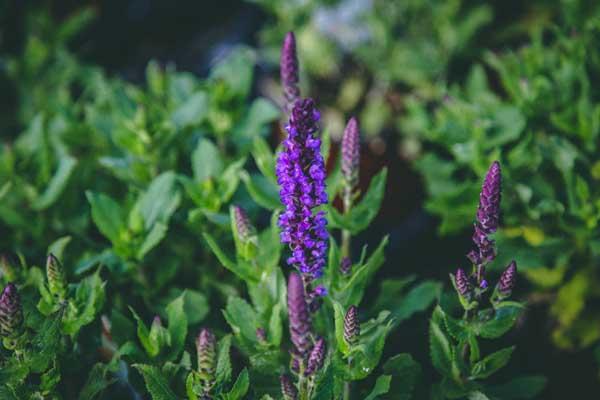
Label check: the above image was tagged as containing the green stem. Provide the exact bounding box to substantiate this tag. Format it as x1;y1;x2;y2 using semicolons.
341;187;353;258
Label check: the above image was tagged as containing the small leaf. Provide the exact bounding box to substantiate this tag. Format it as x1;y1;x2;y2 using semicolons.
471;346;515;379
333;300;350;356
486;375;547;399
223;368;249;400
475;303;523;339
429;306;454;377
133;364;178;400
383;353;421;399
364;375;391;400
86;191;124;244
216;335;233;385
79;363;116;400
138;171;181;230
192;138;223;182
165;292;188;361
203;232;257;283
32;156;77;210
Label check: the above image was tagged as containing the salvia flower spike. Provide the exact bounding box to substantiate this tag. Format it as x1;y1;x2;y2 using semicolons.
277;98;329;279
0;283;24;338
280;375;299;400
287;272;313;358
196;328;217;393
468;161;502;282
46;253;67;299
280;32;300;113
341;116;360;191
496;260;517;297
232;205;254;242
305;337;326;376
454;268;471;299
343;305;360;346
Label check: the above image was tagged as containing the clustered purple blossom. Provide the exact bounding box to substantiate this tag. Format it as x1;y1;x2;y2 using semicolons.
280;374;299;400
276;98;328;279
305;337;326;376
281;32;300;113
467;161;502;286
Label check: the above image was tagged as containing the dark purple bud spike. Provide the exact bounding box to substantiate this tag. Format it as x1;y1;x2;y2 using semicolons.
287;273;312;358
342;117;360;190
0;283;24;338
280;375;299;400
281;32;300;113
497;260;517;296
340;256;352;275
256;327;267;343
305;337;326;376
196;328;217;393
454;268;471;298
343;305;360;346
232;205;255;243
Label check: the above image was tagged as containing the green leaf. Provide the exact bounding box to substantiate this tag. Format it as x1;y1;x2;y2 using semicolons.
203;232;257;283
471;346;515;379
383;353;421;400
241;171;281;210
165;292;188;361
429;306;454;377
137;222;168;259
171;92;208;129
475;303;523;339
252;137;277;183
333;300;350;356
486;375;547;399
47;236;72;261
328;168;387;234
216;335;233;385
26;311;63;373
133;364;178;400
192;138;224;182
182;289;209;325
79;363;116;400
337;236;388;306
32;155;77;210
86;191;125;244
62;271;106;336
138;171;181;230
223;368;249;400
364;375;391;400
268;303;282;346
223;297;259;343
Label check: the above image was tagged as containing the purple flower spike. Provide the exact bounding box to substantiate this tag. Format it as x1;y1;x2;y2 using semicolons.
0;283;24;338
281;32;300;113
497;260;517;296
340;256;352;275
232;205;255;242
343;305;360;345
287;273;313;358
468;161;502;280
305;337;326;376
454;268;471;298
280;375;299;400
277;99;329;279
342;117;360;190
196;328;217;390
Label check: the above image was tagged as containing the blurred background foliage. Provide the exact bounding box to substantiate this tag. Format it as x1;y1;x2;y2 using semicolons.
2;0;600;397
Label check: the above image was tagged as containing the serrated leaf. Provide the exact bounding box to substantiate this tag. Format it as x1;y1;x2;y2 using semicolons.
223;297;259;343
133;364;178;400
223;368;249;400
471;346;515;379
165;292;187;361
475;304;523;339
429;306;454;377
333;300;350;356
79;363;116;400
216;335;233;385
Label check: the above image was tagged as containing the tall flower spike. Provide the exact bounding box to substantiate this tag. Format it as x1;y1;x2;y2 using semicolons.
454;268;471;298
341;117;360;191
280;375;299;400
468;161;502;280
276;99;328;279
305;337;326;376
496;260;517;297
232;205;255;243
281;32;300;113
196;328;217;392
0;283;24;338
287;273;313;359
46;253;67;299
343;305;360;346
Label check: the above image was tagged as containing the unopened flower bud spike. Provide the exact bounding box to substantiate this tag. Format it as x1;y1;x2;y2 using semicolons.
46;253;67;300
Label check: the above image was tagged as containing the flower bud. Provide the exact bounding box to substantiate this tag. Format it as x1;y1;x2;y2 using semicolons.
343;305;360;346
496;260;517;297
196;328;217;392
256;327;267;343
280;32;300;113
280;375;298;400
339;257;352;275
0;283;24;338
46;253;67;299
342;117;360;190
305;337;326;376
230;205;257;260
453;268;471;299
287;273;312;357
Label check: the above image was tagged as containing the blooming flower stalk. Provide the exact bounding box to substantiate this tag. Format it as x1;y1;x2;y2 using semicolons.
277;98;328;279
343;305;360;346
46;253;67;300
281;32;300;113
467;161;502;283
287;272;313;361
305;337;326;376
280;375;299;400
196;328;217;394
0;283;24;338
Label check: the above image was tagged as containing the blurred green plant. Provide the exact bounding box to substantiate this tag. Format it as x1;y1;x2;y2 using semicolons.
403;8;600;349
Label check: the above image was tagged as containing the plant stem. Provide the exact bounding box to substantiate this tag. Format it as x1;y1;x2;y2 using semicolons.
341;187;353;258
